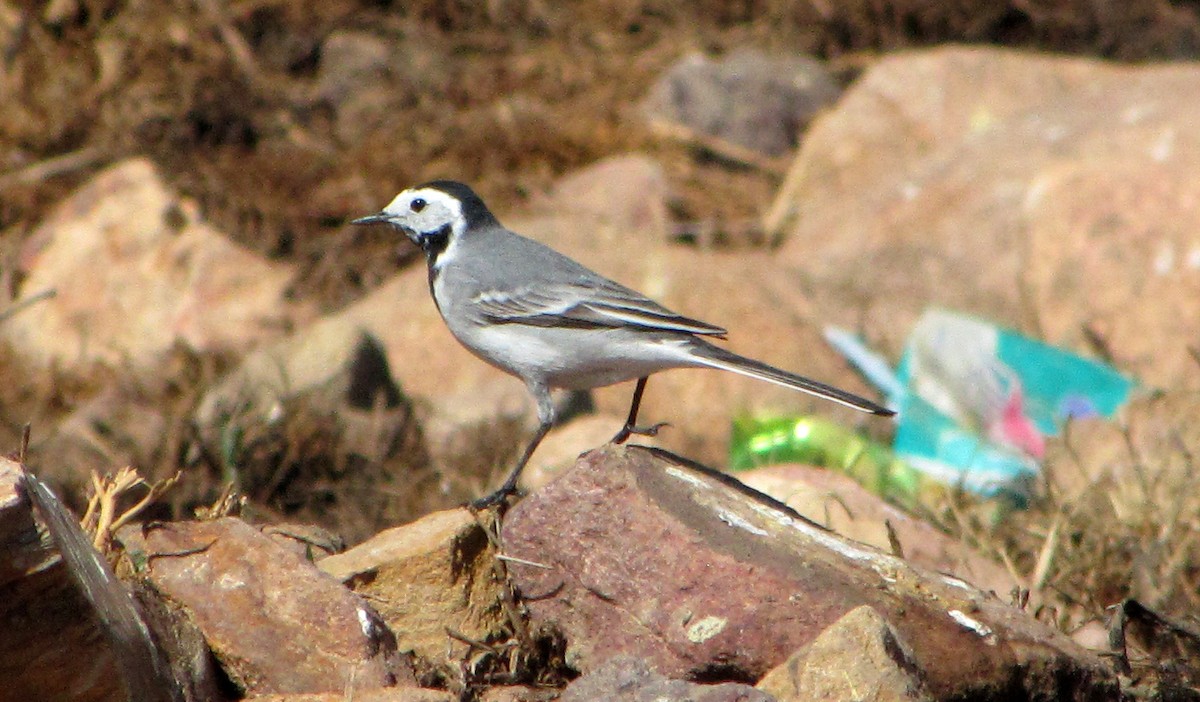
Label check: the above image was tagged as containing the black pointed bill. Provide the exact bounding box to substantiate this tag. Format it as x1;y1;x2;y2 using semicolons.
351;212;391;225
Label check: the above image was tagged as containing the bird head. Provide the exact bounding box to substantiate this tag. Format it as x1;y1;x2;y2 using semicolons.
351;180;498;262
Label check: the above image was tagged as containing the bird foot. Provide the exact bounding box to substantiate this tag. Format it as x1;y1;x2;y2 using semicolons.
468;483;520;511
611;422;670;445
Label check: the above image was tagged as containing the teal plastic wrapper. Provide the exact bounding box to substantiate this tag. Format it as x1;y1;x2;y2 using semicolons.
891;309;1135;501
811;308;1137;505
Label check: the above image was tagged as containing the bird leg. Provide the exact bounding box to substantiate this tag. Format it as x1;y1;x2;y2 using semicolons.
611;376;669;444
470;381;556;510
469;420;551;510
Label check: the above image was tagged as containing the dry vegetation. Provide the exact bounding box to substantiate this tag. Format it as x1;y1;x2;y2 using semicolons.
4;0;1200;693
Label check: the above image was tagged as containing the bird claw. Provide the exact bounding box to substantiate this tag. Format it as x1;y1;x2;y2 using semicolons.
611;422;670;445
468;484;519;511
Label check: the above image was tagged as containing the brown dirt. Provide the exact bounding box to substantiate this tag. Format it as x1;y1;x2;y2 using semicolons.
5;1;1200;312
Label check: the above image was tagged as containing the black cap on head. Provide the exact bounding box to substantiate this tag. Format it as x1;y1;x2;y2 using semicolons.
418;180;499;229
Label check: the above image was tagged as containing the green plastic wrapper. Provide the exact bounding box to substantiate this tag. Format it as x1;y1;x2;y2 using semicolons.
729;414;943;511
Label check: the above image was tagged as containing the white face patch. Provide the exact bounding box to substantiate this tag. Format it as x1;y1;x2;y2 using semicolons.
380;187;466;242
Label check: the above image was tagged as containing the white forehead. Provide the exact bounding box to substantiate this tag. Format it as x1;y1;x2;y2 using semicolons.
381;187;462;218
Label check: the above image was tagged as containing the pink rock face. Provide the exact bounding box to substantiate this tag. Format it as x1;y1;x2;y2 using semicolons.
119;517;410;696
4;158;297;371
767;47;1200;389
501;446;1116;700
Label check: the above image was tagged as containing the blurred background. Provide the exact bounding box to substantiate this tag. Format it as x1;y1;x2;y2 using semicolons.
2;0;1200;659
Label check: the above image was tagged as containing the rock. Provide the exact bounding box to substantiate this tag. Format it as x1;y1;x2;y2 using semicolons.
641;49;840;156
531;154;672;243
520;413;635;491
248;689;453;702
501;446;1116;699
194;253;525;472
560;656;775;702
118;517;411;696
318;508;506;663
738;464;1019;597
316;30;447;145
0;458;125;702
195;330;442;545
757;605;931;702
4;158;297;371
316;31;401;145
478;685;560;702
766;47;1200;387
317;31;392;108
0;457;220;702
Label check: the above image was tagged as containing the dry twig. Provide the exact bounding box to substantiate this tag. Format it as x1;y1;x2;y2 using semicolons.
82;467;181;553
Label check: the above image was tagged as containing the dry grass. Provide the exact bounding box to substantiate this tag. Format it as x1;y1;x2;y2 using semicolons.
934;390;1200;693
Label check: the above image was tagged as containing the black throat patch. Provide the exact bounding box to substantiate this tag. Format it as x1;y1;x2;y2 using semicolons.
421;223;453;311
420;223;452;266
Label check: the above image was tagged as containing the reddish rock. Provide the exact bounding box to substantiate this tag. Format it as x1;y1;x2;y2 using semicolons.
520;414;650;491
767;47;1200;387
738;464;1018;597
0;458;125;702
501;446;1116;699
119;517;410;696
560;656;774;702
4;158;298;371
531;154;672;244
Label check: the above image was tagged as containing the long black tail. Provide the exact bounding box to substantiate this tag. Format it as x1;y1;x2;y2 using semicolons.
688;341;894;416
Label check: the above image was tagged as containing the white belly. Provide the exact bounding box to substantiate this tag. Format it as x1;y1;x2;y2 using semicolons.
452;320;695;390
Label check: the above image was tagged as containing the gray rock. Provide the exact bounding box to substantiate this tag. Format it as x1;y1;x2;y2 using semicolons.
560;656;774;702
316;30;446;144
642;49;840;156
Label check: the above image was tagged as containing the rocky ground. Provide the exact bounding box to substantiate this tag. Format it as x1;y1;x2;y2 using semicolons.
3;2;1200;701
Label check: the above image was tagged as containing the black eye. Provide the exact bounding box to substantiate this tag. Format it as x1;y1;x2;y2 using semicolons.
410;198;427;213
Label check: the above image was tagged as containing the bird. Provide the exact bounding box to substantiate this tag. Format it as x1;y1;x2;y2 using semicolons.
353;180;894;508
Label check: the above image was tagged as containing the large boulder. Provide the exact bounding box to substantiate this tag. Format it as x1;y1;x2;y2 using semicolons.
118;518;411;696
4;158;298;371
501;446;1116;699
766;46;1200;387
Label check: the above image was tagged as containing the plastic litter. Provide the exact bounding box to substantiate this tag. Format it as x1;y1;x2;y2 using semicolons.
730;308;1135;506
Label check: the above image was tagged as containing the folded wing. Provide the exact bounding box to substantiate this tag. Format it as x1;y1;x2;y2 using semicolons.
473;281;727;338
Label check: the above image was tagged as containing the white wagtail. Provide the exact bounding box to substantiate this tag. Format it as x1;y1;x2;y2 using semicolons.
353;181;893;507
